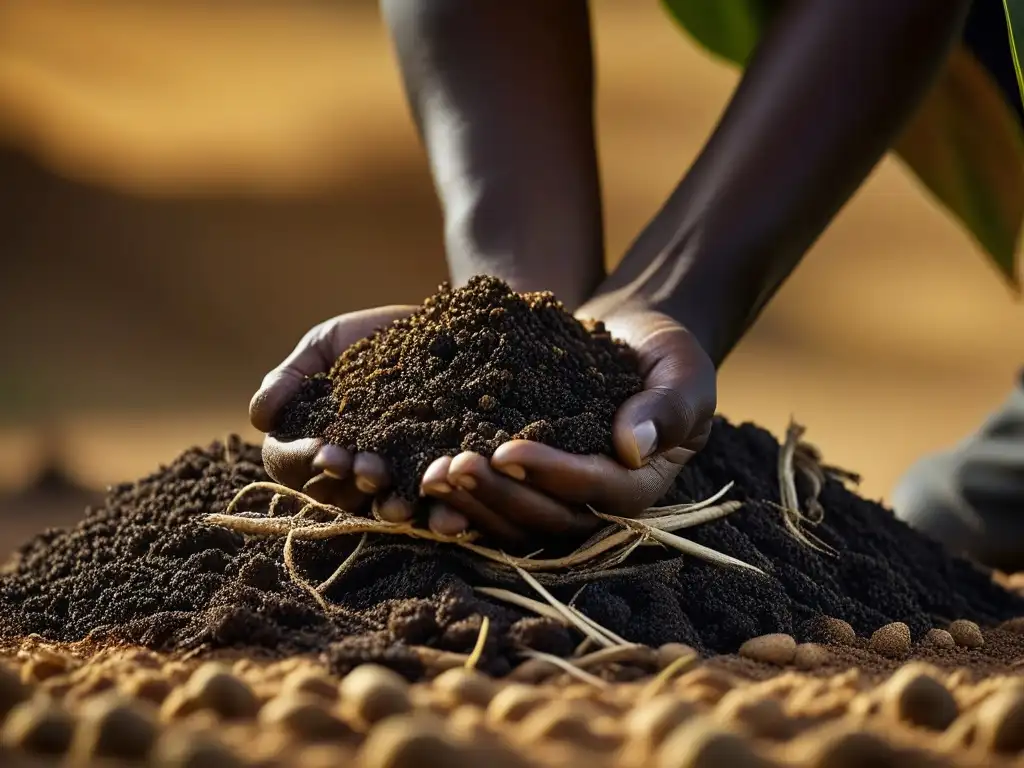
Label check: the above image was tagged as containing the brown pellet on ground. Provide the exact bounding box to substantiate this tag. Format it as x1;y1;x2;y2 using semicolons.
339;664;411;728
881;664;958;732
973;688;1024;753
152;730;245;768
0;698;74;757
173;664;259;722
279;670;338;703
430;668;496;709
485;684;549;727
656;717;774;768
258;693;353;742
738;634;797;666
922;629;956;649
947;620;984;648
70;693;158;762
793;726;904;768
805;616;857;647
0;665;28;719
515;700;615;752
357;713;469;768
870;622;912;660
793;643;831;671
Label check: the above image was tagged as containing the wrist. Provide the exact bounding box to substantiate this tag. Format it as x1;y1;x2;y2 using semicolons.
582;229;765;367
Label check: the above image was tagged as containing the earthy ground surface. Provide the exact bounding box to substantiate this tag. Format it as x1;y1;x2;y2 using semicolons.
3;430;1024;765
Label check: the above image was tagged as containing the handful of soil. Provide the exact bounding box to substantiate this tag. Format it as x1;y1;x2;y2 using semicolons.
272;275;643;500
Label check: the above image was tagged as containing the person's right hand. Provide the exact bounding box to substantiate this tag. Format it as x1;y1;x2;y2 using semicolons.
249;306;417;519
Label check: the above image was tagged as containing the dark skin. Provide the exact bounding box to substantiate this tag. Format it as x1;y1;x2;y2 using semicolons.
250;0;971;545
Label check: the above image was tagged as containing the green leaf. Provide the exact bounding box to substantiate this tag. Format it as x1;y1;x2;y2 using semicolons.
1003;0;1024;111
662;0;1023;289
660;0;776;65
894;47;1024;289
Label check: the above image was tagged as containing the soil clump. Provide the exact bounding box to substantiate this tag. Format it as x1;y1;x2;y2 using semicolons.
272;275;643;500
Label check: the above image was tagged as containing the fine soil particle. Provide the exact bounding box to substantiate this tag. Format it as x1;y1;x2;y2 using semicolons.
272;276;643;500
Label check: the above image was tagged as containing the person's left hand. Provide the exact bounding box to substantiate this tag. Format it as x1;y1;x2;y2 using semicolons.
405;306;718;546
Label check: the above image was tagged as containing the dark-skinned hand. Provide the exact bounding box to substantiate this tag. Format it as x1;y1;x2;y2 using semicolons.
249;305;419;520
405;306;717;546
251;305;716;548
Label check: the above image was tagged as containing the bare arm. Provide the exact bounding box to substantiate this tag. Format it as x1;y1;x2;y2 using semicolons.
583;0;972;365
381;0;604;311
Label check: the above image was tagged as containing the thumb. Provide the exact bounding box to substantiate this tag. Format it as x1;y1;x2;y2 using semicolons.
249;328;333;433
611;332;716;470
249;305;418;433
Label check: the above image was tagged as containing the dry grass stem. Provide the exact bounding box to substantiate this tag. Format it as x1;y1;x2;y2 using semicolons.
511;564;616;649
316;533;368;594
640;500;745;532
465;616;490;670
638;481;736;517
572;644;653;669
473;587;567;624
519;650;611;689
778;420;837;556
639;650;699;702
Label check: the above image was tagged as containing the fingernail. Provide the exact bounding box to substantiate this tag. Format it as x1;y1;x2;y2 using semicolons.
323;468;345;480
452;474;477;491
663;447;696;465
497;464;526;481
421;481;453;496
632;420;658;462
374;495;412;523
355;476;378;494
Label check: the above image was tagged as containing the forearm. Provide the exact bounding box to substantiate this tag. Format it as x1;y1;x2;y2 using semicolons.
587;0;971;364
381;0;604;310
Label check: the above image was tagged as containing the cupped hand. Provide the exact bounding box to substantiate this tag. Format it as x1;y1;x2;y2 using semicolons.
249;305;417;516
419;306;717;546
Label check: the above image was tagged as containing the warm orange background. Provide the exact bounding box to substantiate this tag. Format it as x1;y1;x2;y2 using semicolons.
0;2;1021;542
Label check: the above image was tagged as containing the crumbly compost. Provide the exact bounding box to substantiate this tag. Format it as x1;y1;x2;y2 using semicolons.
272;275;643;500
1;423;1022;679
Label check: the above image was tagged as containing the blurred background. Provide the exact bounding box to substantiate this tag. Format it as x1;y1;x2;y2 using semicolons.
0;1;1021;551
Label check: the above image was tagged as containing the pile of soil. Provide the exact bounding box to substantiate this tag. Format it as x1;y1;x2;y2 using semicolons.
272;275;643;500
0;425;1021;679
1;277;1022;678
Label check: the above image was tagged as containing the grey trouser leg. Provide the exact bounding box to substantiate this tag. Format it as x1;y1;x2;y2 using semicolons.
892;370;1024;571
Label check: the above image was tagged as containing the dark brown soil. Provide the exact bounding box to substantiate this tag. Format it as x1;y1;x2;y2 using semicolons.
272;275;643;500
0;424;1022;680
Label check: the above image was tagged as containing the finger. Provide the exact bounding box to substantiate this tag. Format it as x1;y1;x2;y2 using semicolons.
428;504;470;536
448;452;596;536
491;440;684;514
313;444;353;481
262;436;322;489
303;473;369;513
249;327;334;433
614;353;716;469
421;455;527;543
421;456;454;496
373;494;414;523
249;304;417;432
353;452;390;495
